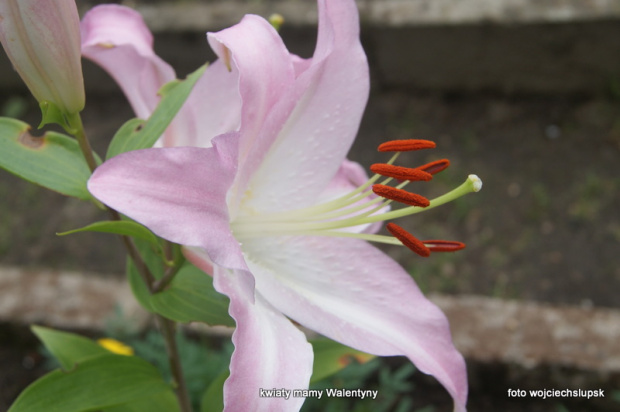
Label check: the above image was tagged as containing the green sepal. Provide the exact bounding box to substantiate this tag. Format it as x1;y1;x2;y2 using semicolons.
57;220;159;246
38;100;73;133
8;354;177;412
0;117;92;199
310;338;375;383
107;64;207;159
31;325;109;370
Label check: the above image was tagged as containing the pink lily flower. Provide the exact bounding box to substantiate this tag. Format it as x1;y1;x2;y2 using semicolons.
87;1;470;411
0;0;85;116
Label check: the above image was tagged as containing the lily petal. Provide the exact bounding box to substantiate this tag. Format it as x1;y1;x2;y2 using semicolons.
207;14;295;209
243;235;468;412
241;0;370;213
214;267;313;412
87;138;247;270
176;59;242;147
80;5;175;119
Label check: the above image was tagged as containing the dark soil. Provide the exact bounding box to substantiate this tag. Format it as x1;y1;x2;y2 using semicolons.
0;323;47;412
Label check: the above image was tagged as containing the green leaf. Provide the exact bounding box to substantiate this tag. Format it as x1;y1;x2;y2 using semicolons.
31;326;108;370
126;237;233;326
9;354;175;412
200;369;228;412
128;257;233;327
107;64;207;159
310;339;375;383
106;118;145;159
58;220;159;245
150;262;233;327
102;391;180;412
0;117;92;199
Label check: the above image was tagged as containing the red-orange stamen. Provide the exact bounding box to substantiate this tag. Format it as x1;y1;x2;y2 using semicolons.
386;223;430;257
372;184;430;207
378;139;436;152
416;159;450;175
370;164;433;181
424;240;466;252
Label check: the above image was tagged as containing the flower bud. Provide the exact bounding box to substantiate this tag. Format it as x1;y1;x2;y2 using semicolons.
0;0;85;123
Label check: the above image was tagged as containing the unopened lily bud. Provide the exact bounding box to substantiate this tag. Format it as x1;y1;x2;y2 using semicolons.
0;0;85;125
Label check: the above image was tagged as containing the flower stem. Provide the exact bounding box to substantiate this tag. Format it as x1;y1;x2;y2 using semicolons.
69;115;192;412
152;268;176;293
157;316;193;412
66;112;98;173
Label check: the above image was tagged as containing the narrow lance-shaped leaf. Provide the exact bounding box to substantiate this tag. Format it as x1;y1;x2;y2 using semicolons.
106;64;207;159
58;220;159;246
0;117;92;199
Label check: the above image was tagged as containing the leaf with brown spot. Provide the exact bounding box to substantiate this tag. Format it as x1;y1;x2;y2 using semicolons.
18;130;46;149
0;117;92;199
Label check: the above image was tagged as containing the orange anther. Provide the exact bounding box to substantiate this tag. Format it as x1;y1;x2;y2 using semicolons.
372;185;430;207
416;159;450;175
370;164;433;181
386;223;430;257
378;139;436;152
424;240;466;252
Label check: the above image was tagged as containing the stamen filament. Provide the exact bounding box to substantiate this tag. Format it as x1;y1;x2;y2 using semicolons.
252;153;401;222
236;229;404;245
232;175;481;237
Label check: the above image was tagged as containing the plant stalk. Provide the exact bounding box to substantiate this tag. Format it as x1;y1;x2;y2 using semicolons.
67;112;98;173
70;115;193;411
157;316;193;412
